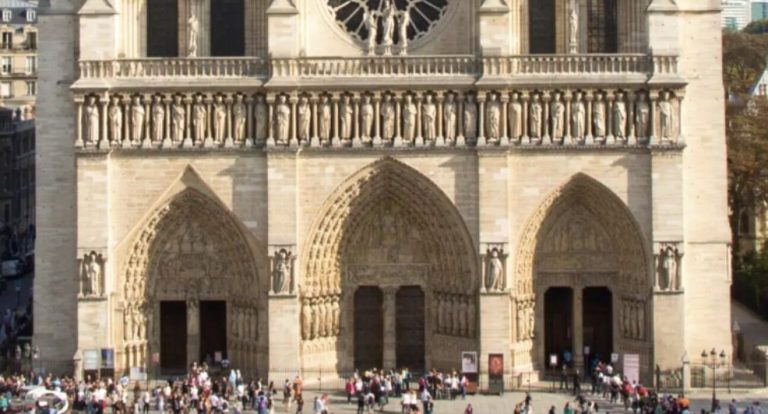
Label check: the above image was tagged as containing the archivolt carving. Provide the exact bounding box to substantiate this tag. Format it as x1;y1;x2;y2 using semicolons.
121;189;260;368
515;174;650;296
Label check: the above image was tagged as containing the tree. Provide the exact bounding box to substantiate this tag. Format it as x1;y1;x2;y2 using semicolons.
744;19;768;35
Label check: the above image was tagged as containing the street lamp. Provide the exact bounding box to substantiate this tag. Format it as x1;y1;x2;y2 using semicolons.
701;348;727;412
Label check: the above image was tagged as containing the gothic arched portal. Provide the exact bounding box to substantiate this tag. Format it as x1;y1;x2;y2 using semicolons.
120;189;264;375
300;158;479;372
514;173;653;379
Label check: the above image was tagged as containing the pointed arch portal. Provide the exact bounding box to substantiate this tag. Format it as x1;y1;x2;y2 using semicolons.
300;158;479;372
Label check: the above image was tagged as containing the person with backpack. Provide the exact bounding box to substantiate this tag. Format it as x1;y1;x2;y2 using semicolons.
256;391;269;414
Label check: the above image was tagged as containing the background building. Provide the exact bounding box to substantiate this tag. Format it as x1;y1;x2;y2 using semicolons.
752;0;768;21
0;0;36;111
723;0;751;29
36;0;730;389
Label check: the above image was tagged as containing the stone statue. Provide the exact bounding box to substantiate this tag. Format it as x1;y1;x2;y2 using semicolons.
569;0;578;53
311;299;321;339
530;96;542;139
301;300;312;340
171;95;185;142
124;306;133;341
659;92;674;139
255;95;268;142
660;246;679;291
297;96;311;143
84;96;100;145
361;95;374;140
132;306;141;340
84;251;101;296
381;95;395;140
637;303;645;339
613;93;627;139
332;298;340;335
317;298;328;337
109;96;122;145
552;93;565;140
273;249;291;294
152;96;165;142
593;94;606;138
319;96;332;142
509;93;522;140
487;94;500;140
517;302;526;341
403;95;417;142
232;95;246;142
381;0;395;52
572;92;586;139
467;299;476;337
398;10;410;55
192;95;207;144
437;294;446;334
464;95;477;139
444;94;457;142
527;304;534;339
213;95;227;143
188;15;199;57
365;11;377;55
323;299;333;337
486;249;503;291
340;95;353;141
131;95;145;144
422;95;437;141
635;93;650;139
459;299;468;336
275;95;291;144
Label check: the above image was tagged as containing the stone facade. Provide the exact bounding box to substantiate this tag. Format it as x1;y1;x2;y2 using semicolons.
34;0;730;388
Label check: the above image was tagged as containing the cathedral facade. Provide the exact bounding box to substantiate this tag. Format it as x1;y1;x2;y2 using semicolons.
35;0;730;387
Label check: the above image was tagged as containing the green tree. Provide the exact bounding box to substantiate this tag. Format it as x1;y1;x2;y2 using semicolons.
744;19;768;35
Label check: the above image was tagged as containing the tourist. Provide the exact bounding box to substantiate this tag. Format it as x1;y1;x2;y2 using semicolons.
560;365;569;391
563;402;573;414
465;403;474;414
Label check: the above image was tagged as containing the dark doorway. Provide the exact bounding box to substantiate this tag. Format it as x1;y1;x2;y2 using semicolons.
200;301;227;363
147;0;178;57
396;286;425;371
160;301;187;373
587;0;618;53
544;288;573;368
529;0;556;54
582;287;613;365
354;287;384;370
210;0;245;56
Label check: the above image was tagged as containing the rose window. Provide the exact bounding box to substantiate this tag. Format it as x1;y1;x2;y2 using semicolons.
326;0;449;45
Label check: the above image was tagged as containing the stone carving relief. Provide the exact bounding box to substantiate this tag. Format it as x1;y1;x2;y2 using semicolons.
481;245;507;292
301;295;341;341
622;298;646;341
75;89;682;150
515;298;535;342
79;250;105;298
228;302;259;342
655;242;683;292
434;292;475;338
270;247;295;295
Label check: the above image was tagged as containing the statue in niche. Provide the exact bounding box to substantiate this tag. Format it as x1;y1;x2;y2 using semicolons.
530;95;542;139
486;249;504;291
171;95;185;142
323;299;333;337
509;93;522;140
569;0;578;53
403;95;417;142
572;92;586;139
82;251;102;297
84;96;100;145
301;301;311;340
213;95;227;143
381;95;395;140
659;245;679;291
527;303;534;339
399;10;410;55
635;93;650;139
124;305;133;341
319;96;332;142
232;95;246;142
152;96;165;142
272;249;291;294
517;302;526;341
361;95;374;140
340;95;353;141
593;93;606;138
254;95;268;142
659;91;674;140
109;96;122;144
332;299;340;335
551;93;565;140
192;95;207;144
188;14;198;57
297;96;311;143
275;95;291;144
464;95;477;139
613;92;627;139
131;96;145;144
487;94;500;140
422;95;437;141
365;11;377;55
381;0;396;52
444;94;457;142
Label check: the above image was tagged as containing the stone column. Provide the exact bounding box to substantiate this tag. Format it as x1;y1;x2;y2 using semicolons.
500;95;509;144
572;288;584;371
245;96;254;146
521;93;529;143
290;96;298;146
187;300;200;369
477;96;486;145
382;286;398;370
585;92;593;145
75;97;84;148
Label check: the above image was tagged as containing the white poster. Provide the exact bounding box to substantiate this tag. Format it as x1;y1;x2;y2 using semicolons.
83;350;99;371
623;354;640;384
461;352;478;374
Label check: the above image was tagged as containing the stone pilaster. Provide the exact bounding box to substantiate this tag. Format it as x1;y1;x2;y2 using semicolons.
267;0;299;58
382;286;398;370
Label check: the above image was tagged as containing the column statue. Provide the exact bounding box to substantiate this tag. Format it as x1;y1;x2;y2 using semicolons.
593;94;606;138
232;95;246;142
403;95;417;142
463;95;477;139
171;95;185;143
551;93;565;141
254;96;268;142
361;95;374;140
444;94;457;142
659;92;674;140
486;249;504;291
572;92;586;139
213;95;227;143
188;15;199;57
84;96;99;145
109;96;122;145
509;93;522;140
529;95;542;139
131;96;145;144
192;95;207;144
613;92;627;140
635;93;650;139
297;96;311;143
152;96;165;143
339;95;354;141
275;95;291;144
422;95;437;141
381;95;395;140
487;94;500;141
301;300;312;340
319;96;332;142
569;0;578;54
